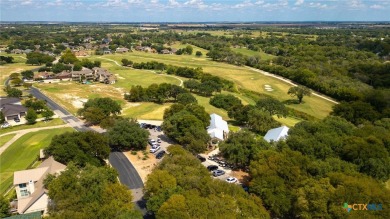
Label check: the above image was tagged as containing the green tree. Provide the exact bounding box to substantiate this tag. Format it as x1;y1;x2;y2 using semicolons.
185;45;193;55
45;131;110;167
82;107;105;125
23;82;33;89
59;49;79;64
42;108;55;120
6;87;22;97
209;94;242;111
288;86;311;103
0;196;10;218
11;78;22;86
220;130;269;167
248;109;280;134
157;194;190;219
21;70;34;79
9;72;20;79
80;97;122;117
176;93;197;105
183;79;200;92
0;111;5;124
195;51;202;56
256;97;288;118
107;119;149;150
47;164;142;218
331;101;380;125
25;108;37;124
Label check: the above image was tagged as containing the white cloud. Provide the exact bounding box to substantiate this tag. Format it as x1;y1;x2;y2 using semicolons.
254;0;264;5
349;0;365;8
370;4;385;9
309;2;327;9
150;0;158;3
168;0;180;6
128;0;143;3
20;0;33;5
47;0;63;6
295;0;304;6
184;0;209;9
232;0;253;9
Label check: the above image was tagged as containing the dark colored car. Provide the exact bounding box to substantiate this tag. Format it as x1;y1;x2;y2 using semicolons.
14;118;20;123
156;151;166;159
197;155;206;162
207;165;218;171
156;126;162;132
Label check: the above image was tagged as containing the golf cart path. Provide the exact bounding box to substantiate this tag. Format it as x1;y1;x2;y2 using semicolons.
245;66;339;104
0;124;71;155
97;56;184;86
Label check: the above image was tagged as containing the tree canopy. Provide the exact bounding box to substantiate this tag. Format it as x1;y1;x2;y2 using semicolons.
107;119;149;150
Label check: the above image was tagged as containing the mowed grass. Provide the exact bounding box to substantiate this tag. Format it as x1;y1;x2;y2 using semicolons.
123;102;173;120
231;47;275;60
0;128;74;194
0;118;65;135
0;134;16;148
91;52;334;119
0;54;39;96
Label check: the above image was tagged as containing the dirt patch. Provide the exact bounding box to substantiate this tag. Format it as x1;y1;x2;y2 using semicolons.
123;148;158;183
231;170;250;185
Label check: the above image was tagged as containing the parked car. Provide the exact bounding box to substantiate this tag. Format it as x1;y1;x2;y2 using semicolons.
208;156;214;161
156;126;162;132
226;177;238;183
207;165;218;171
150;146;161;153
156;151;165;159
14;118;20;123
1;123;10;128
212;169;225;177
148;139;156;146
197;155;206;162
157;138;161;143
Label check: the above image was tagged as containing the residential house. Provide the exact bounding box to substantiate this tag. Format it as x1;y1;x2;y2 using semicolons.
71;68;94;82
134;46;143;51
55;71;72;80
92;67;116;84
171;48;178;53
0;98;27;122
13;157;66;215
73;50;89;56
116;47;129;53
23;49;32;54
263;126;290;142
207;113;229;143
33;72;53;80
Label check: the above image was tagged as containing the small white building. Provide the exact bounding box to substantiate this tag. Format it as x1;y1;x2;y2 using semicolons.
13;157;66;215
263;126;289;142
207;113;229;141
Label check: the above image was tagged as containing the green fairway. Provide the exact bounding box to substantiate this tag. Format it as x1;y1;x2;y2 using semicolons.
0;134;16;148
0;118;65;135
0;128;74;194
90;52;334;119
231;47;275;60
123;102;173;120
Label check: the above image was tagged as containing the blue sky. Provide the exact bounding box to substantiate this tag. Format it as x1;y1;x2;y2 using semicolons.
1;0;389;22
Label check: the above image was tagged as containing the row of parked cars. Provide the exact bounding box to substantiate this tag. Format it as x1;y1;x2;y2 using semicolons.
208;155;235;169
140;123;162;132
206;165;238;183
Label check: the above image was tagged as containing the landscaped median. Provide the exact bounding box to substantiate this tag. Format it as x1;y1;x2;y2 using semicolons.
0;127;74;195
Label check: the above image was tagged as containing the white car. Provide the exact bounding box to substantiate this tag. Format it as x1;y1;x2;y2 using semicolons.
1;123;10;128
226;177;238;183
150;146;161;153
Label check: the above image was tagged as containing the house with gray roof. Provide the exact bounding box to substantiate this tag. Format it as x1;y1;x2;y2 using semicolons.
0;98;27;122
263;126;290;142
13;157;66;215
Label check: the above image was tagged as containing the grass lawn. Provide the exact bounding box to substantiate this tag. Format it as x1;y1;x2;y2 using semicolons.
0;134;16;148
0;118;65;135
122;102;173;120
0;128;74;195
274;116;303;127
0;54;40;96
231;47;275;60
90;52;334;119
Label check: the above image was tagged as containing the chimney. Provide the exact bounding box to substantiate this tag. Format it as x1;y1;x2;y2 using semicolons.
28;180;35;194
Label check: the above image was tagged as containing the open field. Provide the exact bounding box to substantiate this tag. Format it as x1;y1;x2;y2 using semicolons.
0;118;64;135
89;51;334;119
0;128;74;194
231;47;275;60
0;134;16;148
0;54;39;96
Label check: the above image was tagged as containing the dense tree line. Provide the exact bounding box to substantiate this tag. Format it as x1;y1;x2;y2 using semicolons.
144;145;270;219
26;52;55;65
0;56;13;65
125;83;188;104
